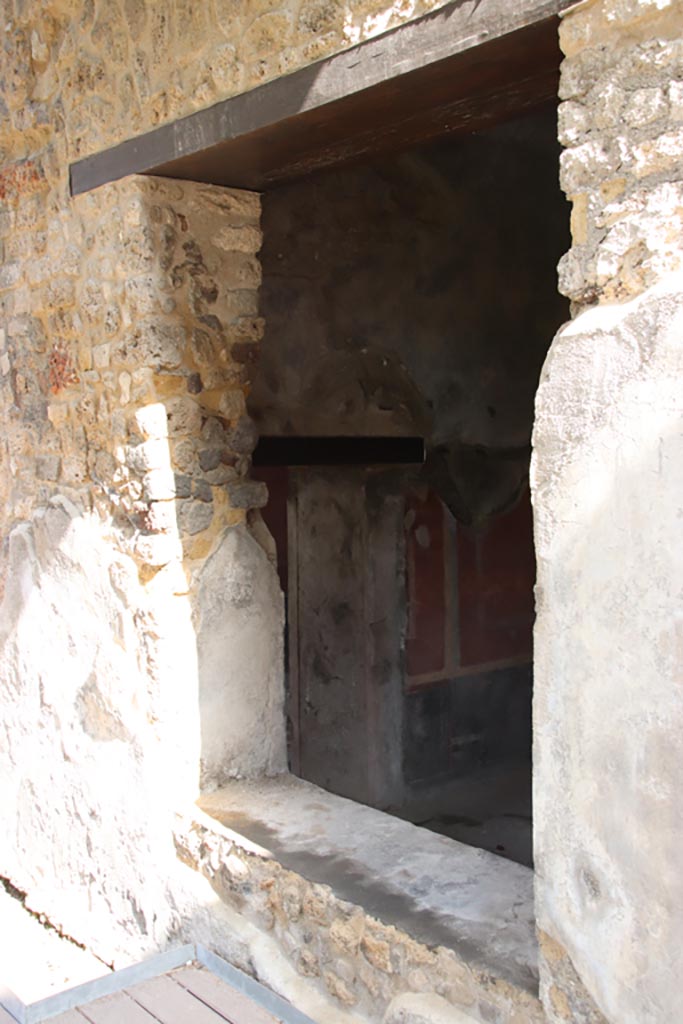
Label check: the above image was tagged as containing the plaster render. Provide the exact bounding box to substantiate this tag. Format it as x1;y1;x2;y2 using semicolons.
383;993;479;1024
531;1;683;1020
0;496;198;960
533;276;683;1024
195;523;287;788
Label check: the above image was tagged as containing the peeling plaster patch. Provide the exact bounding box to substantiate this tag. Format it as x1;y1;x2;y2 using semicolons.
77;673;131;743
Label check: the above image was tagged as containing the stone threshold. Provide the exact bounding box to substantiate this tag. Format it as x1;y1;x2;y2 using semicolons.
179;774;542;1022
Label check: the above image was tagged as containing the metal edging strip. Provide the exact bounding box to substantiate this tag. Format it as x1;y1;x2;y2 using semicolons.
0;944;196;1022
196;944;318;1024
1;943;318;1023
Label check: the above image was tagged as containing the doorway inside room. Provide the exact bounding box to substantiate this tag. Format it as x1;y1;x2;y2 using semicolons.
250;107;569;868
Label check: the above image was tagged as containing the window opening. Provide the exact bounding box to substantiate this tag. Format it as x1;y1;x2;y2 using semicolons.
249;107;569;868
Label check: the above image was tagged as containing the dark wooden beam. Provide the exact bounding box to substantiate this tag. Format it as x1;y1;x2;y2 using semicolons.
70;0;571;196
252;436;425;467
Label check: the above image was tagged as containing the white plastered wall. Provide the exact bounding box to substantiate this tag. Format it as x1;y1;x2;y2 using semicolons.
532;3;683;1017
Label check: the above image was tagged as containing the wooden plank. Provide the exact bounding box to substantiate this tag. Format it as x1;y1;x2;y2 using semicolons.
125;975;227;1024
76;991;159;1024
70;0;571;195
286;473;301;777
172;967;280;1024
195;949;316;1024
363;477;406;807
43;1013;85;1024
19;945;195;1023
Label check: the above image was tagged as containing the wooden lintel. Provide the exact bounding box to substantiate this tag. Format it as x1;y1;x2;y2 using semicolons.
253;436;425;467
70;0;571;196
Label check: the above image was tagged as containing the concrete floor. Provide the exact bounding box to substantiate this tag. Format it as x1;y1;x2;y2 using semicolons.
395;760;533;868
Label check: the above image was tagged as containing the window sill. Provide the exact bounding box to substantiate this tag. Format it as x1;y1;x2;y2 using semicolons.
194;773;538;997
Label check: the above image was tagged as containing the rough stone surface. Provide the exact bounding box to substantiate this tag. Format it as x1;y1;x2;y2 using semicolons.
0;129;285;991
186;776;546;1024
0;168;264;558
0;0;458;173
0;167;272;745
537;932;608;1024
557;0;683;311
383;993;480;1023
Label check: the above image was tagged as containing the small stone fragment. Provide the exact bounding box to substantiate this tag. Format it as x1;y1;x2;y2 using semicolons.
226;480;268;509
142;468;176;501
173;474;192;498
228;416;258;455
177;498;214;535
193;479;213;503
199;448;223;472
126;439;169;474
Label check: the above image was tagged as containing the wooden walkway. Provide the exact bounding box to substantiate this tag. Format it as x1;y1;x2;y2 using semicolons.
0;965;284;1024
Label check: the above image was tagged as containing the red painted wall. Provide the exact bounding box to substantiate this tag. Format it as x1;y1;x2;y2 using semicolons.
405;487;535;688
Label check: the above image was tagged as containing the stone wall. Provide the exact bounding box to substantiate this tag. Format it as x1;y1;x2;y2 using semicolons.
2;0;683;1020
0;0;555;1017
0;0;456;170
180;782;546;1024
0;169;286;961
0;0;476;1011
532;1;683;1021
0;168;267;542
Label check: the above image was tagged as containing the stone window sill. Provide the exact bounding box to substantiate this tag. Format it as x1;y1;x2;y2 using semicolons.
191;773;538;997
